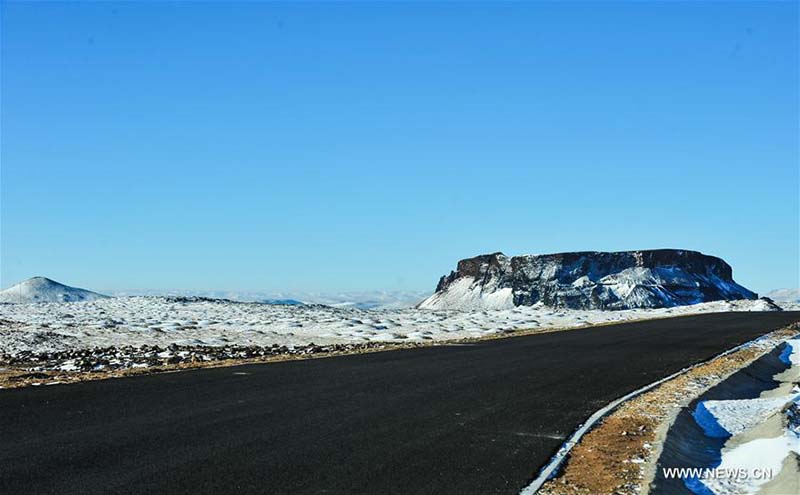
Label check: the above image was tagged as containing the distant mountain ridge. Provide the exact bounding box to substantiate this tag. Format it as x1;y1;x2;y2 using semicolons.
111;289;430;309
766;288;799;303
0;277;109;304
261;299;305;306
419;249;757;311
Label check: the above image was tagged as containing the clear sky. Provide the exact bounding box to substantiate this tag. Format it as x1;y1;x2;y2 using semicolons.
1;1;797;294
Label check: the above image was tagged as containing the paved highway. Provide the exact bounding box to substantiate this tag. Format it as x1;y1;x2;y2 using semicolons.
2;312;799;494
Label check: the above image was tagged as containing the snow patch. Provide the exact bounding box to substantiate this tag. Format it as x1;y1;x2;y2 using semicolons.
779;339;800;366
694;396;798;438
695;432;799;495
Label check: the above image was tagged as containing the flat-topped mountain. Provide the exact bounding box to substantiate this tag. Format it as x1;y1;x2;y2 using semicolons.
0;277;109;304
418;250;757;310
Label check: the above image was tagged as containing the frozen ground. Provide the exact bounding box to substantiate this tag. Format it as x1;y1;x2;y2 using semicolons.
0;296;782;356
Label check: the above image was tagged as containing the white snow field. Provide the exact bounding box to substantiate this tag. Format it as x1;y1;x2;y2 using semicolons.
0;296;782;356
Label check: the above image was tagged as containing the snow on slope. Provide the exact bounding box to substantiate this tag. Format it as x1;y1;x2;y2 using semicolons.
419;277;514;310
694;395;798;438
0;296;782;356
0;277;108;304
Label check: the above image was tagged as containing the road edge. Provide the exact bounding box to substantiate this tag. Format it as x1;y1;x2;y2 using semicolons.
520;321;800;495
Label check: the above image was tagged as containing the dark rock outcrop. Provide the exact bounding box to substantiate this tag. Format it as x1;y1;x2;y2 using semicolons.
419;250;757;310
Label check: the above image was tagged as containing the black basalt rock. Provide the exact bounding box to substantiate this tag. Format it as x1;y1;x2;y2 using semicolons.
420;249;757;310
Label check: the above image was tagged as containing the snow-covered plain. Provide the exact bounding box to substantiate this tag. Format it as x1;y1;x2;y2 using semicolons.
0;296;782;356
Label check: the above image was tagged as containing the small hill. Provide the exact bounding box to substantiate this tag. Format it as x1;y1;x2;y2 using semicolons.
0;277;109;304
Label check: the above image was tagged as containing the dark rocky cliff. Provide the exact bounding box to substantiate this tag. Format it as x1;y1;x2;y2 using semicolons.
420;250;757;310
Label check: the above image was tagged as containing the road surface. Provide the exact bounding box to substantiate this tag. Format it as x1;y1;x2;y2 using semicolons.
2;311;799;494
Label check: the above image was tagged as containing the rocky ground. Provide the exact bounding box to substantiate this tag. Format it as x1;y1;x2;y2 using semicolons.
0;296;787;390
0;295;782;356
0;340;428;389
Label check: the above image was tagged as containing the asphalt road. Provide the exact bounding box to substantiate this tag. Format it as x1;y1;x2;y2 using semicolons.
2;311;799;495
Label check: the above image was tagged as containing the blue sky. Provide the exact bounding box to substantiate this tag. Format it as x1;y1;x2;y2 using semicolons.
1;1;797;294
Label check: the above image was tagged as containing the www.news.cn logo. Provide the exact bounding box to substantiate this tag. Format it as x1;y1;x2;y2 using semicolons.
662;467;774;481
